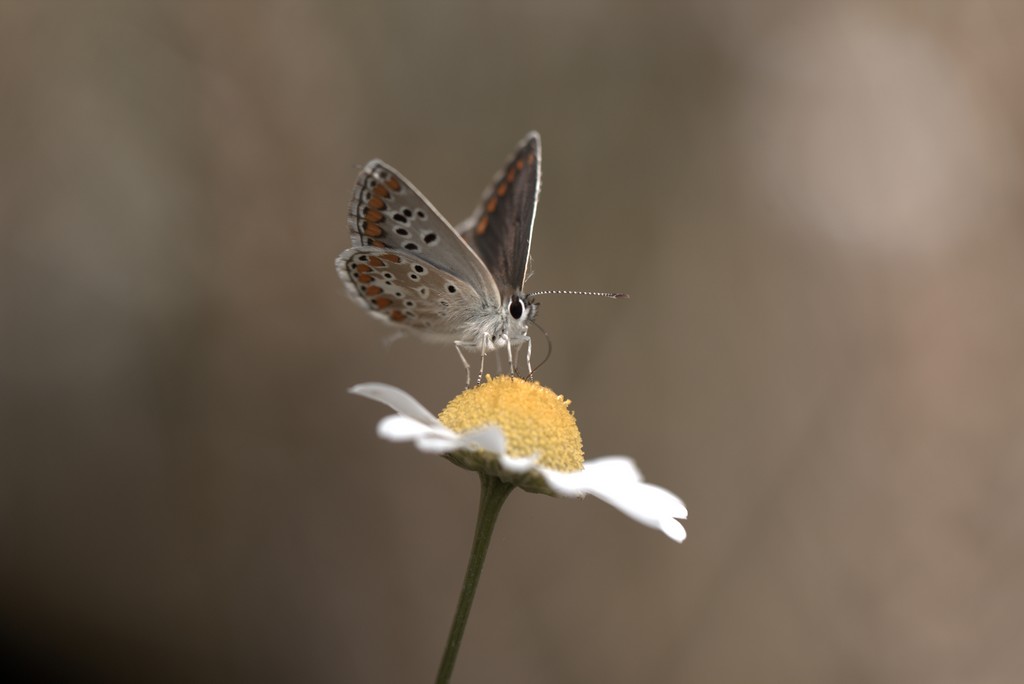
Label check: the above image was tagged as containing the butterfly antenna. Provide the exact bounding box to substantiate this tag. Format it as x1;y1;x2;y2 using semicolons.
524;291;625;378
527;319;553;379
530;289;629;299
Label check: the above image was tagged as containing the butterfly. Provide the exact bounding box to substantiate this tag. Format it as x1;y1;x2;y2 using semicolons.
337;132;623;384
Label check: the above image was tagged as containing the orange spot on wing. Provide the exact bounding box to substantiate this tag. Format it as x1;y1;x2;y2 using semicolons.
367;196;386;210
369;239;386;248
373;296;393;309
365;285;383;295
527;152;536;165
516;158;525;171
475;215;489;235
486;196;498;214
357;274;373;283
496;181;508;198
367;256;384;267
381;253;401;263
505;167;517;182
364;223;383;237
355;264;371;273
372;184;390;198
363;209;383;223
385;177;401;191
389;310;406;322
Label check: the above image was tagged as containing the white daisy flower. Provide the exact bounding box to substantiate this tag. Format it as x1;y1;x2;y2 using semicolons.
350;376;687;542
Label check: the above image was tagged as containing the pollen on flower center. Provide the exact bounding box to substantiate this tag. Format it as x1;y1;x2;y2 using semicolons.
438;376;584;472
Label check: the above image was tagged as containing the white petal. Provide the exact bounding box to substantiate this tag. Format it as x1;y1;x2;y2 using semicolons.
377;414;434;440
585;459;688;516
541;456;639;497
496;449;540;474
456;425;508;457
659;518;688;543
541;466;589;497
416;435;466;453
376;415;462;454
352;384;517;460
349;383;442;426
541;456;688;543
576;456;644;485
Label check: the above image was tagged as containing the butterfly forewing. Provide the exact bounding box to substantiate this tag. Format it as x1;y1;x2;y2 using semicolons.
349;160;498;301
458;132;541;296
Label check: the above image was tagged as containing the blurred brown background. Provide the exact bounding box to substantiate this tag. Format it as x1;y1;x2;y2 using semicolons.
3;1;1023;682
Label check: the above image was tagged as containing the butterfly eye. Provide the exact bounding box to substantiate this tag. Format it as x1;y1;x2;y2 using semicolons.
509;297;524;320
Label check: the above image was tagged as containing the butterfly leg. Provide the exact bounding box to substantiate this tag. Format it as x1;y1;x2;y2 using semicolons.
504;337;526;378
525;335;534;378
454;341;473;387
504;335;516;376
476;334;489;385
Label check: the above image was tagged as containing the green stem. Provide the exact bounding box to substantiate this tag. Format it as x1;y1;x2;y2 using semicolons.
435;473;514;684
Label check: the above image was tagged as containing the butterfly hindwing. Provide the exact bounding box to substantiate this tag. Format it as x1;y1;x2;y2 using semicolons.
337;247;493;341
458;131;541;296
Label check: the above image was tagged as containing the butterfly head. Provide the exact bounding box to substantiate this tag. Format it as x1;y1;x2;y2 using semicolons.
509;292;539;327
492;292;538;349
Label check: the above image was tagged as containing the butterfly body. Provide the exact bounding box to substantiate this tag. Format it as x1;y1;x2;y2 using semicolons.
337;132;542;380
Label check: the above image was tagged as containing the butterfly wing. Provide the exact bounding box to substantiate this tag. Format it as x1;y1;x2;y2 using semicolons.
348;159;499;303
457;131;541;296
337;247;496;343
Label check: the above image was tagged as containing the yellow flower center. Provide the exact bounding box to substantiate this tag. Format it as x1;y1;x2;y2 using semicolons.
438;376;584;472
